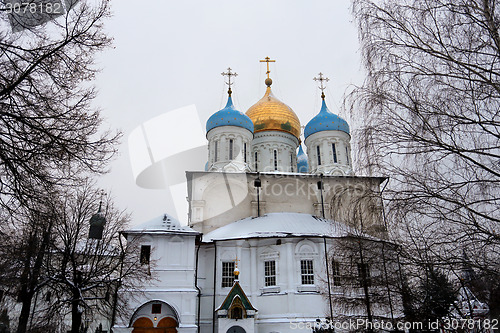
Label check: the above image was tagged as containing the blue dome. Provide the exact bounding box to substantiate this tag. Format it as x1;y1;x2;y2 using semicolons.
297;145;309;173
206;96;254;134
304;99;350;139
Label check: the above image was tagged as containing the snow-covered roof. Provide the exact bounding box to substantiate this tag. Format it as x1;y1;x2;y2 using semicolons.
203;212;363;242
124;213;199;235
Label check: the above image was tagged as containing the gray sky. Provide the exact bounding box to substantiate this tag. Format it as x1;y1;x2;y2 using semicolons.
94;0;365;225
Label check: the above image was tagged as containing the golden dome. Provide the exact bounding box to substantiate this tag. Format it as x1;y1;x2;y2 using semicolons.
246;87;301;139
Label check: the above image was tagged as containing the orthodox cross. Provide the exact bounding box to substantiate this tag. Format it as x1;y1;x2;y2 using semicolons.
313;72;330;99
260;56;276;79
221;67;238;96
98;189;106;212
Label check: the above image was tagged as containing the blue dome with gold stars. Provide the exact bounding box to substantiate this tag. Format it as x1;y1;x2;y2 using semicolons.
296;145;308;173
304;99;349;139
206;96;254;134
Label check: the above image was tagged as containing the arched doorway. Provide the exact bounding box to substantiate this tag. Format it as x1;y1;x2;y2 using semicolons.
157;317;177;333
226;326;246;333
132;317;154;333
132;316;178;333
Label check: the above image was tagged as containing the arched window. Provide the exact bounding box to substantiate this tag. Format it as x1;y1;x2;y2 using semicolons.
274;149;278;170
228;297;246;319
244;143;247;163
332;143;337;163
229;139;234;160
214;141;218;162
317;146;321;165
231;306;242;319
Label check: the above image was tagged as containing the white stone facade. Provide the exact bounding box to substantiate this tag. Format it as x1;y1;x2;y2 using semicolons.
251;131;299;173
207;126;253;172
305;130;353;176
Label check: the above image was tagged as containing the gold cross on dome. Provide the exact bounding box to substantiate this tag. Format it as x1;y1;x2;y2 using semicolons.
234;256;240;268
221;67;238;95
260;56;276;79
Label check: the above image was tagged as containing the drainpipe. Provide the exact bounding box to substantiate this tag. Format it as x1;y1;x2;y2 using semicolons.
212;241;217;333
195;238;201;333
317;174;325;218
323;237;333;325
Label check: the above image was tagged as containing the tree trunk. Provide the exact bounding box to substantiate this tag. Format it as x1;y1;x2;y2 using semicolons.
16;291;32;333
71;287;82;333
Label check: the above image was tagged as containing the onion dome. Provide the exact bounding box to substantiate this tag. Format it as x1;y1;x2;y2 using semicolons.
246;86;301;139
206;95;254;134
304;98;349;139
296;145;309;173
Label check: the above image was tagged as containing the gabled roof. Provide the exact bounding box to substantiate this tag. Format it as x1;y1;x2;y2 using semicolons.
216;281;257;311
124;213;200;236
203;212;364;242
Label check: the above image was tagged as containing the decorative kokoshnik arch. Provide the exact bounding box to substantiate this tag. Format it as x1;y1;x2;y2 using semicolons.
130;300;179;333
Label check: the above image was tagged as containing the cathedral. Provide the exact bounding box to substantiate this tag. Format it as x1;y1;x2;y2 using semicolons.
115;58;395;333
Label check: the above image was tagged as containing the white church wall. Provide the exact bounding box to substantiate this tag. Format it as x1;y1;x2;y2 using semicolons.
116;232;199;332
194;237;334;333
251;131;299;173
305;130;353;176
188;171;387;237
207;126;253;172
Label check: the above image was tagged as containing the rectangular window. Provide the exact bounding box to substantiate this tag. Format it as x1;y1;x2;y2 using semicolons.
254;151;258;171
229;139;233;160
222;262;235;287
346;146;349;165
300;259;314;285
357;263;371;287
332;260;341;286
317;146;321;165
214;141;218;162
274;150;278;170
140;245;151;265
264;260;276;286
244;143;247;163
332;143;337;163
151;304;162;314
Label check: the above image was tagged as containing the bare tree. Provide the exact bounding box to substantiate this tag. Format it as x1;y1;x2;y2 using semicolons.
44;184;148;333
321;186;403;332
0;183;149;333
0;0;120;211
349;0;500;318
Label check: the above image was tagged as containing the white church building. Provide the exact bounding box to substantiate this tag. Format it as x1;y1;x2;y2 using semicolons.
114;60;394;333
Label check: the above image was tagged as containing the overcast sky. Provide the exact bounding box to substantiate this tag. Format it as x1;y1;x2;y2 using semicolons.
94;0;365;225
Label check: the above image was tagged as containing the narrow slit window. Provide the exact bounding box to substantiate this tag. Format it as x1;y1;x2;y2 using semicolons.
346;146;349;165
357;263;371;287
317;146;321;166
332;143;337;163
214;141;218;162
254;151;258;171
229;139;234;160
140;245;151;265
290;153;293;171
274;150;278;171
244;143;247;163
332;260;341;286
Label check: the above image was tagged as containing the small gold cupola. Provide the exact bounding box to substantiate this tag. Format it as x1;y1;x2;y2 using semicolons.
245;57;301;139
